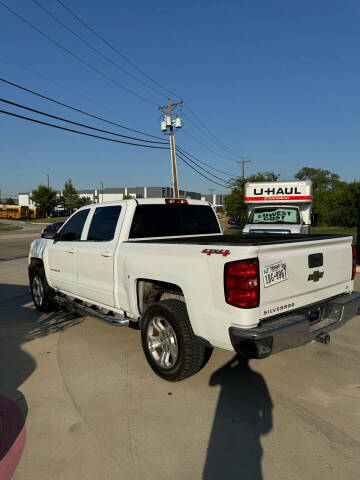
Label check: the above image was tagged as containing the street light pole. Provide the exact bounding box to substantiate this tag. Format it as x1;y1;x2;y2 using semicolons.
100;182;104;203
46;174;50;188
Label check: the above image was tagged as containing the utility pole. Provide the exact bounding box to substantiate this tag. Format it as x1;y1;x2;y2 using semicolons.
46;174;50;188
159;99;183;198
237;159;251;179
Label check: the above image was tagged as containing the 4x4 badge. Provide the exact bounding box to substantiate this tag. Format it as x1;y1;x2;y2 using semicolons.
308;270;324;282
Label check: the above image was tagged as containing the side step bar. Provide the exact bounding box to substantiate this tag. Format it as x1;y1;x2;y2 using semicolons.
55;295;129;326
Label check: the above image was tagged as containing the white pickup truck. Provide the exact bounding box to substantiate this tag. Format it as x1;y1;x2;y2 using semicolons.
29;198;360;381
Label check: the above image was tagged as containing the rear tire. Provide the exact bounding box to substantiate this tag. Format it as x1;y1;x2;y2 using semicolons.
141;299;206;381
29;266;56;313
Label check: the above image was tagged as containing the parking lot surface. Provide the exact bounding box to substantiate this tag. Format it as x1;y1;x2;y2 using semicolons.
1;227;360;479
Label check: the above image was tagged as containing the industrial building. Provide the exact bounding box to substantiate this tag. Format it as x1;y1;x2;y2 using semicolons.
18;186;226;208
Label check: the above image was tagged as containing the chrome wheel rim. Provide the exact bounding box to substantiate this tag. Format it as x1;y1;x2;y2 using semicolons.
32;275;44;306
147;316;178;370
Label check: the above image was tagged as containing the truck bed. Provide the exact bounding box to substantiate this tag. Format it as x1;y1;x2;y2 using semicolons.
128;233;351;246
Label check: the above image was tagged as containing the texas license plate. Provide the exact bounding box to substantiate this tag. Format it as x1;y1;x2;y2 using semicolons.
263;261;288;288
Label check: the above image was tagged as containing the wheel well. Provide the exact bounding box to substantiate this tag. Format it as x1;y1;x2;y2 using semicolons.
29;258;44;276
137;279;184;315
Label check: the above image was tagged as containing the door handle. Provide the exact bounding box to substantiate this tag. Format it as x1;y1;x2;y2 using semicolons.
101;250;112;257
67;248;75;254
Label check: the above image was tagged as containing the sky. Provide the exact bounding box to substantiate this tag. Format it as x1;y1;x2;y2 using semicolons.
1;0;359;197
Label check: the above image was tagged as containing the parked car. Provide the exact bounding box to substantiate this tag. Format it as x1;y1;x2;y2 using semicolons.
49;209;70;218
41;222;64;237
29;198;359;381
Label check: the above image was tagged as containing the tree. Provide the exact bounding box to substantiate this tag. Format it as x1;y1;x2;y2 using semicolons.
5;198;15;205
76;196;92;208
61;179;80;213
31;185;58;217
295;167;341;191
225;171;280;224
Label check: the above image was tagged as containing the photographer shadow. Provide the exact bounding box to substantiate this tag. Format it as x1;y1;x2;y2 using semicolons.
203;355;273;480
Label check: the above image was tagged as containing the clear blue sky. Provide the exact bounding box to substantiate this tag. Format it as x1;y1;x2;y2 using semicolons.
1;0;359;196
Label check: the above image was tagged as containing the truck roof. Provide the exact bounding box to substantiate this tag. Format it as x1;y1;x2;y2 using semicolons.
78;198;211;209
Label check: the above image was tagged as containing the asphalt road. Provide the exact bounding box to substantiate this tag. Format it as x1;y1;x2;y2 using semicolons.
0;220;43;261
0;229;360;480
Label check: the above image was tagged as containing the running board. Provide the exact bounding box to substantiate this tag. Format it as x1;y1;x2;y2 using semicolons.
54;295;129;326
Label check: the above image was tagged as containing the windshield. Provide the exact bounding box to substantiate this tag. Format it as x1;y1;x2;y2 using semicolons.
248;207;301;225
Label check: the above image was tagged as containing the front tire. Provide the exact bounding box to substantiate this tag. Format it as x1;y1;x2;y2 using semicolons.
30;267;56;313
141;299;207;381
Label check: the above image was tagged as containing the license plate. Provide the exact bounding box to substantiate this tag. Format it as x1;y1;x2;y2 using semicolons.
263;261;288;288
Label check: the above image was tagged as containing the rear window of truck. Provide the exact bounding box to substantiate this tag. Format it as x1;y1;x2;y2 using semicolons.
129;204;221;238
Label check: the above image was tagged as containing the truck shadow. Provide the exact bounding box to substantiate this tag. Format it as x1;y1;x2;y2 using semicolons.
203;355;273;480
0;283;81;466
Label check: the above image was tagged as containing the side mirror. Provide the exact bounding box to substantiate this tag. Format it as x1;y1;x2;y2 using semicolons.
311;213;318;227
42;229;58;239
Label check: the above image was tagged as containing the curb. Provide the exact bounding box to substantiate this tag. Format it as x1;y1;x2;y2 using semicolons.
0;395;26;480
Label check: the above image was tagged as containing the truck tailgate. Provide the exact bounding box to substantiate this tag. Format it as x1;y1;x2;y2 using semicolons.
258;236;354;319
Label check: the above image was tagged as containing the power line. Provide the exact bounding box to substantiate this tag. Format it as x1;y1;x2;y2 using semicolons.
55;0;181;100
54;0;240;164
0;97;167;144
182;113;240;161
0;53;162;136
32;0;168;100
0;1;158;106
176;145;237;177
0;77;164;140
175;147;230;183
176;152;229;189
177;150;228;184
181;127;240;163
184;102;239;156
0;109;169;149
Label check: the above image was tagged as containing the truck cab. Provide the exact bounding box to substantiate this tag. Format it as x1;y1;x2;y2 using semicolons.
242;180;313;234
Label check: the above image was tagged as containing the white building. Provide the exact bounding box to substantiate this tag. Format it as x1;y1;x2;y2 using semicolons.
19;186;226;208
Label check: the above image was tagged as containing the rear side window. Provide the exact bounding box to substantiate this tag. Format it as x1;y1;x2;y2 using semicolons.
58;209;89;241
87;206;121;241
129;204;220;238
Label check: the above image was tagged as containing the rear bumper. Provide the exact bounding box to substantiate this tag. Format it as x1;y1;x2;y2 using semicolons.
229;292;360;359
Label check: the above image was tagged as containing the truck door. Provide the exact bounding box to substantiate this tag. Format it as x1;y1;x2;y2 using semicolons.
77;205;123;307
46;209;90;294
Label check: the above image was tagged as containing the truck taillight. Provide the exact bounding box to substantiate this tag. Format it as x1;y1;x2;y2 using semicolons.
352;245;357;280
165;198;188;204
225;258;259;308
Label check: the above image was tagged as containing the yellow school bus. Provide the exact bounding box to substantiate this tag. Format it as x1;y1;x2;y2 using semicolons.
0;205;30;219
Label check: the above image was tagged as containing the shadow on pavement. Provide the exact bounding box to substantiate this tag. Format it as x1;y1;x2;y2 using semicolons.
0;283;81;464
203;355;273;480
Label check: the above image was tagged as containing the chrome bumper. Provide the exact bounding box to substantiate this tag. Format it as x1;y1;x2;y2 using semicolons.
229;292;360;359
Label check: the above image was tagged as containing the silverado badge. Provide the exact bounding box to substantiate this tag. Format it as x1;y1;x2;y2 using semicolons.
308;270;324;282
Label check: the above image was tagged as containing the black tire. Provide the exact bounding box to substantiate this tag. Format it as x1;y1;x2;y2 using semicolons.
141;299;206;381
29;265;56;313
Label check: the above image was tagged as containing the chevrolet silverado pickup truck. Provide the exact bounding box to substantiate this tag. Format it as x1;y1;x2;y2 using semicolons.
28;198;360;381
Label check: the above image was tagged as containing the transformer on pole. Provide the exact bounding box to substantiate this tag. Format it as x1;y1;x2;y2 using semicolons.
159;99;183;198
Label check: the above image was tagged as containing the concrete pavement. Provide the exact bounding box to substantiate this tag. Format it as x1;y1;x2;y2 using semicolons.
0;230;360;479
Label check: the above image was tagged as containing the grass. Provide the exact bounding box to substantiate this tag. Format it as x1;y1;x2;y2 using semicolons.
224;225;357;242
312;226;357;241
31;216;68;224
0;224;22;231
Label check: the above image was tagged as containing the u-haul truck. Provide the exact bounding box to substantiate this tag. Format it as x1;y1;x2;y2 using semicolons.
242;180;313;234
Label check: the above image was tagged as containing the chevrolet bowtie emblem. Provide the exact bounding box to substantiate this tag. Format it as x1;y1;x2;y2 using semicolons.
308;270;324;282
